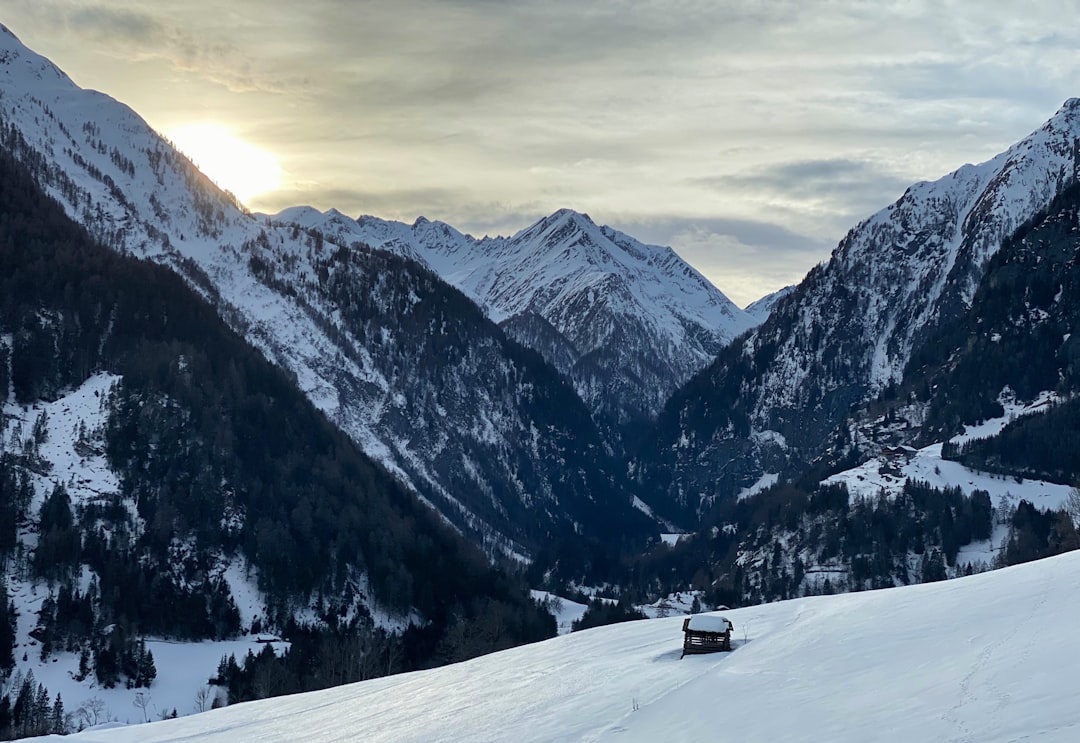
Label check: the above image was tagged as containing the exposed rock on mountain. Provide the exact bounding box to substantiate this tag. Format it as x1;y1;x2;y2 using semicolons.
638;100;1080;521
278;206;757;436
0;24;649;562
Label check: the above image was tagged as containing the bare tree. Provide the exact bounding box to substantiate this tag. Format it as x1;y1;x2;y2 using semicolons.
194;686;213;714
74;697;108;730
133;692;151;723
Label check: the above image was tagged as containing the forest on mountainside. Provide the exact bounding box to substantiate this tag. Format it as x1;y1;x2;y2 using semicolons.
532;476;1078;612
899;181;1080;484
0;144;553;736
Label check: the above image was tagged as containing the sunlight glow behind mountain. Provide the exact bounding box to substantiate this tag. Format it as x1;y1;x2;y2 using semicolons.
167;123;282;205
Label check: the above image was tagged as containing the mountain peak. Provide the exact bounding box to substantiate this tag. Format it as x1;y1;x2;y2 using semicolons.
550;207;593;223
510;208;600;247
1059;97;1080;112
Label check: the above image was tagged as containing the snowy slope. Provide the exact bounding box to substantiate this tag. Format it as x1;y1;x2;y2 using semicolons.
765;101;1080;404
743;284;794;322
274;206;757;426
643;100;1080;509
0;24;645;559
0;375;283;723
34;550;1080;742
825;392;1071;512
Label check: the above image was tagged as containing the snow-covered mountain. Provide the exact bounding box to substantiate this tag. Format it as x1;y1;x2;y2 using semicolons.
275;206;757;432
743;284;794;323
638;100;1080;516
0;24;649;560
30;548;1080;742
0;133;567;733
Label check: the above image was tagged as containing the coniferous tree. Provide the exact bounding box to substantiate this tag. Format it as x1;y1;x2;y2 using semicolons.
0;582;14;672
49;693;66;735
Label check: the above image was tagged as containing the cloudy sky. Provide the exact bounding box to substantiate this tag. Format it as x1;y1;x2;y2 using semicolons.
6;1;1080;305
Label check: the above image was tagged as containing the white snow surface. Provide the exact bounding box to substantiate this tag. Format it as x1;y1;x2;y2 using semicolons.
1;372;120;514
530;591;588;636
30;550;1080;742
7;629;285;726
737;472;780;500
950;390;1060;445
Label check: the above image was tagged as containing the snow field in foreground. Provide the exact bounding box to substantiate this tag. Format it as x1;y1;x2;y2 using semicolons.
36;549;1080;742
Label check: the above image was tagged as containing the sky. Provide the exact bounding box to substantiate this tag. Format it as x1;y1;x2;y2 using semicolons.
5;1;1080;306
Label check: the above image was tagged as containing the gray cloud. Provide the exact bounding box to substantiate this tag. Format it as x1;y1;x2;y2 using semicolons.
13;1;303;93
66;6;163;43
697;158;915;234
606;215;835;307
6;0;1080;299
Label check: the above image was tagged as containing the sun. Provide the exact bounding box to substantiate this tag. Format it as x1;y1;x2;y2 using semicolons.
166;123;282;205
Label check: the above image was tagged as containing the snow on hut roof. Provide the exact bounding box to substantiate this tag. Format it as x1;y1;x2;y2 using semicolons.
686;615;731;633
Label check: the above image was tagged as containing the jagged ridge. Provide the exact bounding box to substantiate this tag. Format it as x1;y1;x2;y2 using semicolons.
276;205;758;434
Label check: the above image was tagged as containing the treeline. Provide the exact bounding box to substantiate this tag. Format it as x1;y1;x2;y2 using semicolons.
537;476;1069;612
570;599;646;632
213;627;404;704
0;670;67;739
210;592;556;705
997;499;1080;566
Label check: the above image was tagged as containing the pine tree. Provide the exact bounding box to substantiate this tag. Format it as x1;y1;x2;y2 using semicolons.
77;645;91;681
135;641;157;688
50;693;66;734
0;583;15;672
0;694;12;738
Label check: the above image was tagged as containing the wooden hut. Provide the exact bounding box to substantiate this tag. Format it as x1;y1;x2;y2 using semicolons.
681;614;733;658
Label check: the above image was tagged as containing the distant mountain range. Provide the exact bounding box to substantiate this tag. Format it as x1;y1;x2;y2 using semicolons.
273;205;759;439
0;22;663;567
4;18;1080;738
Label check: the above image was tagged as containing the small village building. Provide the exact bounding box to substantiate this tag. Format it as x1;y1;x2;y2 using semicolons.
681;614;733;657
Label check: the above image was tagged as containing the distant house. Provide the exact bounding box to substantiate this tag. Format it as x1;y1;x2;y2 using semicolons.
681;615;733;657
881;445;918;460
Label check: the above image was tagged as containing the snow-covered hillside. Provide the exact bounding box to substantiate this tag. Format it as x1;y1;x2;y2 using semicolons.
274;206;757;428
33;549;1080;742
0;23;648;558
641;99;1080;509
0;375;283;723
743;284;794;323
826;391;1071;510
765;100;1080;404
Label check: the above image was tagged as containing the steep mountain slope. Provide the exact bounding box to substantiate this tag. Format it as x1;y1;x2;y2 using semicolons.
277;206;756;434
0;24;650;560
30;550;1080;742
638;100;1080;520
743;284;794;323
901;179;1080;483
0;143;553;724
